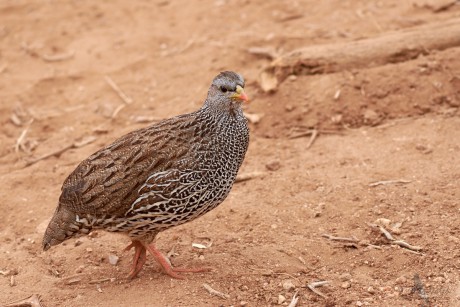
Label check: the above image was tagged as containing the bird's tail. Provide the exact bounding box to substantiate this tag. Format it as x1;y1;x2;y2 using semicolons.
42;205;88;251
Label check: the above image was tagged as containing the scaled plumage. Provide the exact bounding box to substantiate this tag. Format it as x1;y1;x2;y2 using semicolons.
43;71;250;279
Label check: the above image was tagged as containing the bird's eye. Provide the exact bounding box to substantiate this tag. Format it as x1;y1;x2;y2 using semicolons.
220;86;228;93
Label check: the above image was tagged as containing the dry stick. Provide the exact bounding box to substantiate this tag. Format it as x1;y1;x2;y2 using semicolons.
105;75;133;104
41;51;75;62
306;281;329;298
88;278;112;284
288;291;300;307
260;17;460;91
413;274;430;307
372;224;423;252
235;171;264;183
111;104;126;119
15;122;32;153
24;136;97;167
369;179;412;187
3;294;44;307
202;283;229;299
322;233;358;242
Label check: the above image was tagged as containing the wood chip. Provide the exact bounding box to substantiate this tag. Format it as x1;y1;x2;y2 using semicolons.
235;171;264;183
192;243;208;249
369;179;412;187
203;283;229;299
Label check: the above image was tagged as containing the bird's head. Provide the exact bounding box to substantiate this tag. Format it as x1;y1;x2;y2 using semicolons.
204;71;249;112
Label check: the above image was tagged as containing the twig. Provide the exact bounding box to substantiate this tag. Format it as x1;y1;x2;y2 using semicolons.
15;120;33;153
287;291;299;307
378;226;395;241
322;234;358;242
104;75;133;104
88;278;112;284
306;280;329;298
369;179;411;187
2;294;43;307
111;104;126;119
24;136;97;167
412;274;430;307
235;171;264;183
369;224;423;252
41;51;75;62
202;283;229;299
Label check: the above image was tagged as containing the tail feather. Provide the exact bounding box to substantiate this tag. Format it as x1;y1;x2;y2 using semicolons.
42;205;84;251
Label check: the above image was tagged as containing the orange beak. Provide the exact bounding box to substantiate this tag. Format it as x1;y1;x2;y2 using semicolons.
232;85;249;103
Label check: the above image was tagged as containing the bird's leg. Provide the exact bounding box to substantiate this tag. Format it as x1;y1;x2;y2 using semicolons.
124;240;147;279
144;243;211;279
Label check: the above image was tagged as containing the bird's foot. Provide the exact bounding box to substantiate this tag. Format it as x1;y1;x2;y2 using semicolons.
124;240;147;279
145;243;211;279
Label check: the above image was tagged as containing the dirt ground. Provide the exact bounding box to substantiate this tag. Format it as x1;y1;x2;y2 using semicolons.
1;0;460;306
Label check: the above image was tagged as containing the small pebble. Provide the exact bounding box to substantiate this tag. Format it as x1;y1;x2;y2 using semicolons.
356;301;363;306
367;286;375;294
278;294;286;305
240;301;248;306
266;161;281;171
75;265;85;273
401;287;412;296
395;276;407;285
108;254;119;265
339;273;352;281
86;247;93;253
341;281;351;289
282;279;295;291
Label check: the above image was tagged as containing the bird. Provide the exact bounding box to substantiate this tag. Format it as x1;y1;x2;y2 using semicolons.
42;71;250;279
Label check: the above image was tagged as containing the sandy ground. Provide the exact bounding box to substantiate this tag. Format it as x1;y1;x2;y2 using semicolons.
1;0;460;306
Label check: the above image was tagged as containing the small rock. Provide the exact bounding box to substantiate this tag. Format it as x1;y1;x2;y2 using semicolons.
395;276;407;285
288;75;297;81
86;247;93;253
341;281;351;289
356;301;363;307
363;109;380;125
74;240;83;247
282;279;295;291
240;301;248;306
75;265;85;273
108;254;119;266
266;161;281;171
278;294;286;305
375;218;391;227
367;286;375;294
339;273;352;281
285;104;295;112
401;287;412;296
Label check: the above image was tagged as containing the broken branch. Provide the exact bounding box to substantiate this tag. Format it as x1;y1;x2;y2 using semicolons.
202;283;229;299
105;75;133;104
306;280;329;298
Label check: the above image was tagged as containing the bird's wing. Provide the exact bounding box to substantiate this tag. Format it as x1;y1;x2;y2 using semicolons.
58;114;205;217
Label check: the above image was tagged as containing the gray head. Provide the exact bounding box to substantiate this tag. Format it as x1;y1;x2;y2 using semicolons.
204;71;249;111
